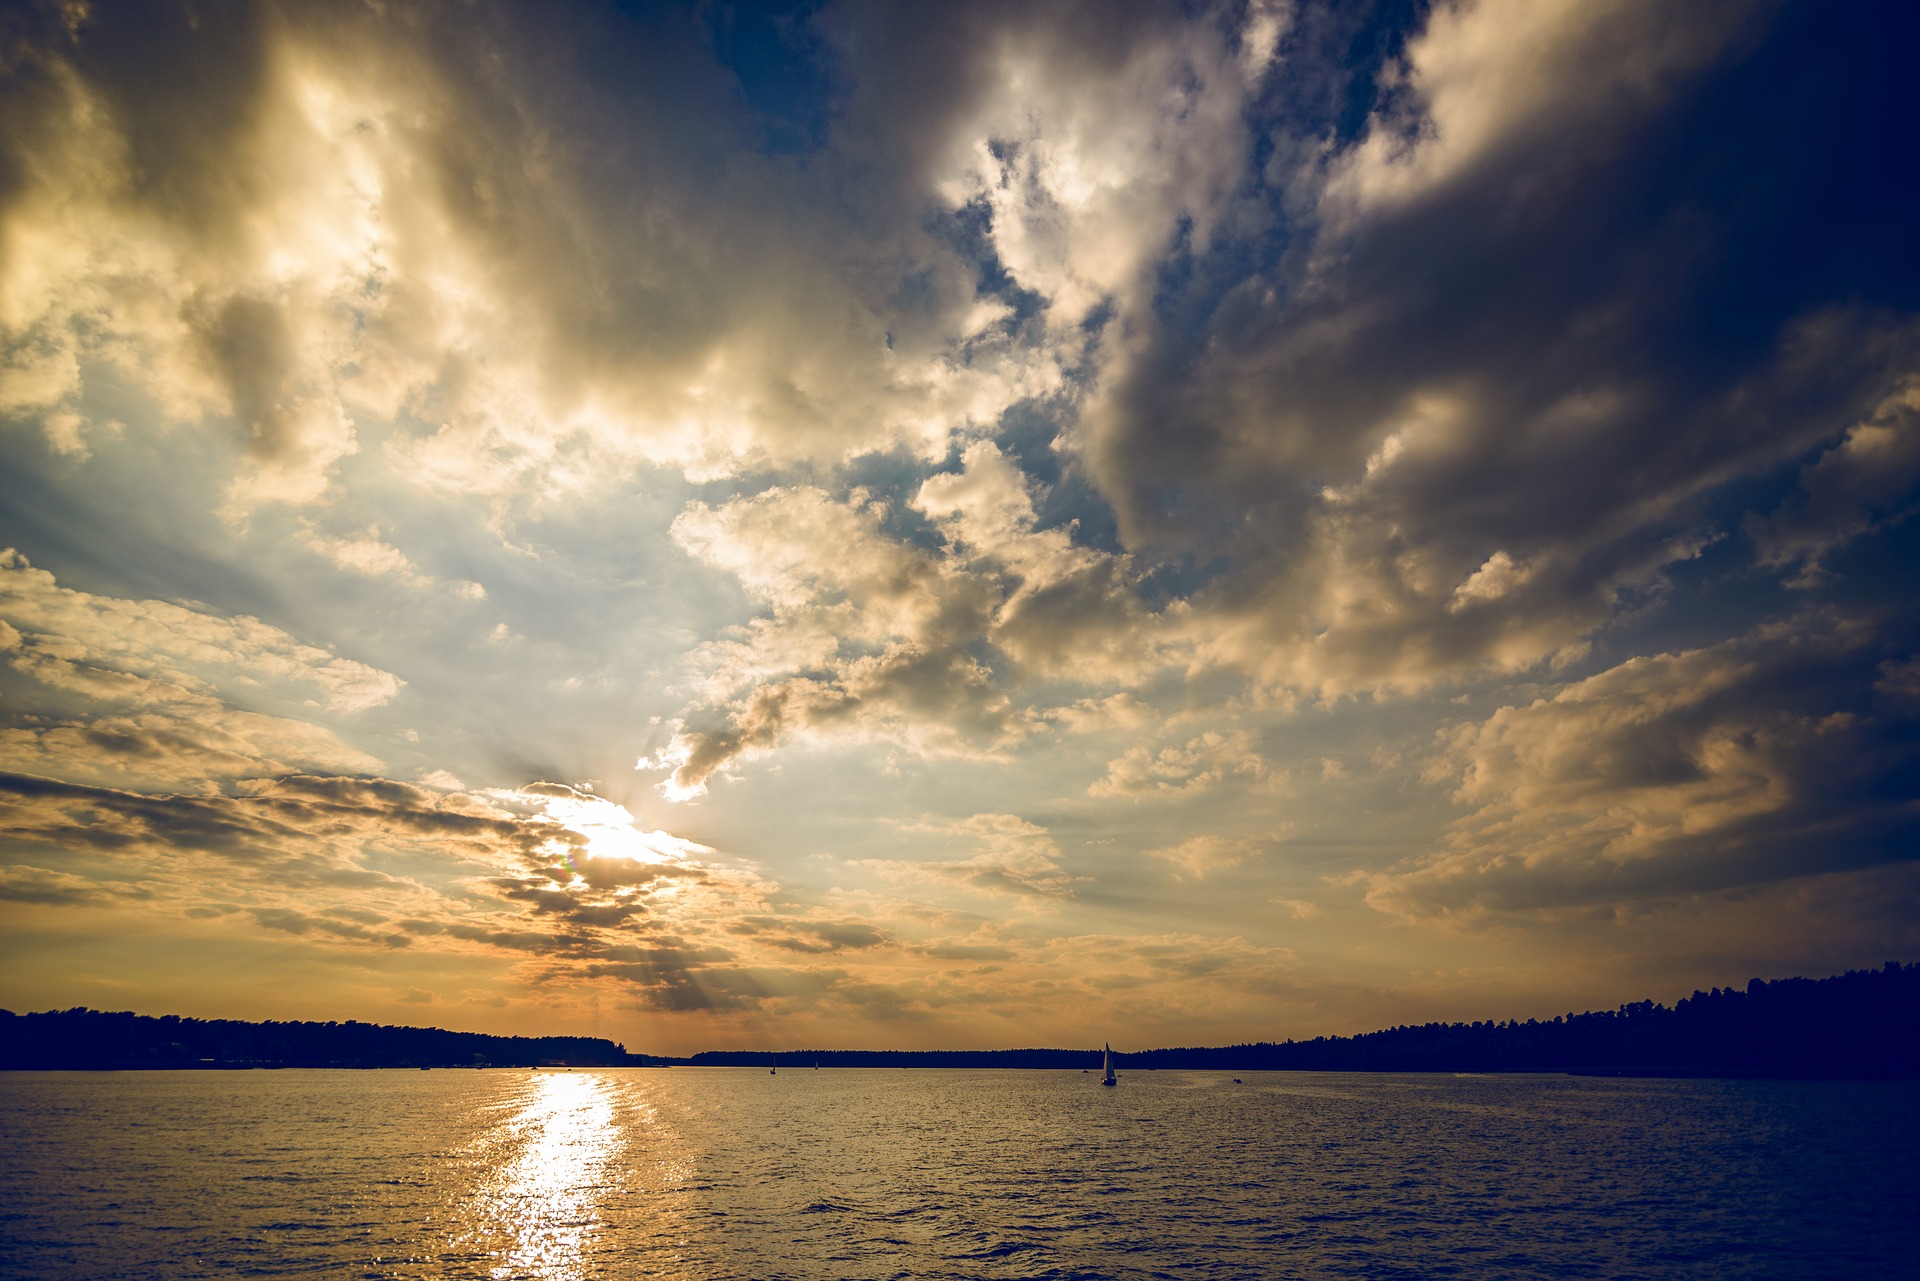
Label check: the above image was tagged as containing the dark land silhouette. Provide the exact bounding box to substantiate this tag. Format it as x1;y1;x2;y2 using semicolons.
4;961;1915;1076
0;1009;653;1070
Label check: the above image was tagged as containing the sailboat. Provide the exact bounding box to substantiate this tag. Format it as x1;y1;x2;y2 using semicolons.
770;1053;777;1076
1102;1043;1117;1087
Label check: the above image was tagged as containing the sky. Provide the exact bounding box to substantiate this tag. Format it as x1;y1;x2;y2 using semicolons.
1;0;1917;1056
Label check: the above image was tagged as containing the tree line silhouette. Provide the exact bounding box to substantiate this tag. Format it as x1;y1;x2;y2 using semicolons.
3;962;1914;1076
0;1009;647;1070
1112;961;1920;1078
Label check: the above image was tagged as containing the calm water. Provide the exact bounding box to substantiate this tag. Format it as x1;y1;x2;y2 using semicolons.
0;1068;1914;1279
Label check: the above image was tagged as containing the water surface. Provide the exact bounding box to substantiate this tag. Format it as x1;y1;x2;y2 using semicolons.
1;1068;1913;1279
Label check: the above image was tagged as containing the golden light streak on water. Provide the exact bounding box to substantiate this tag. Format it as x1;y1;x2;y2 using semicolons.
461;1072;621;1280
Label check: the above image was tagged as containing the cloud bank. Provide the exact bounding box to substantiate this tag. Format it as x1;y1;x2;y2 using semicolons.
1;0;1916;1047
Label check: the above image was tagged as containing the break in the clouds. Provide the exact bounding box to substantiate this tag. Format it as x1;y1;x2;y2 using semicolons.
1;0;1916;1052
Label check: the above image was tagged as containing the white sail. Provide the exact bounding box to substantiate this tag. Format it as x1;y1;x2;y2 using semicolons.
1102;1042;1116;1085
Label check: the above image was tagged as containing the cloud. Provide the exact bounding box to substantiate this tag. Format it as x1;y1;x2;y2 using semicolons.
0;549;401;712
249;905;412;948
1362;613;1920;916
918;939;1017;963
1041;692;1157;734
1322;0;1754;218
652;485;1016;795
1146;835;1265;880
651;439;1200;797
0;0;1916;1043
0;550;400;788
1074;1;1919;703
866;813;1081;901
730;916;891;955
0;0;1088;511
1749;378;1920;585
1448;550;1532;613
0;537;883;1029
1879;657;1920;701
913;440;1181;682
916;0;1278;331
0;862;146;906
0;706;383;793
1090;730;1275;799
297;523;431;587
0;762;849;1015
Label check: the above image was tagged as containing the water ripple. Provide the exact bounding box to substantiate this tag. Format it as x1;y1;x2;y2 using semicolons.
1;1070;1917;1279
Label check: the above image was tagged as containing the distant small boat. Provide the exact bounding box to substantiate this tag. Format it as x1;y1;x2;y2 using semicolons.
1102;1043;1117;1087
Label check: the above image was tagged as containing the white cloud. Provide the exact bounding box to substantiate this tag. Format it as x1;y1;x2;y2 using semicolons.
0;548;401;713
866;813;1080;901
1449;550;1531;612
656;485;1015;795
913;441;1180;682
657;459;1189;796
0;2;1077;516
1090;730;1276;799
298;524;428;586
1146;835;1264;879
1324;0;1751;218
0;550;398;788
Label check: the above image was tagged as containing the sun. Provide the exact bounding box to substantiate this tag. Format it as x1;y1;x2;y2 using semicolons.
535;792;713;869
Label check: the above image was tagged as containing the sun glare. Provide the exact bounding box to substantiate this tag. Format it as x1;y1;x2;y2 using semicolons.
537;793;712;868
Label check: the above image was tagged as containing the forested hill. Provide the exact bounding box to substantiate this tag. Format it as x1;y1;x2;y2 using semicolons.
4;962;1916;1076
675;963;1920;1077
0;1009;655;1070
1115;961;1920;1079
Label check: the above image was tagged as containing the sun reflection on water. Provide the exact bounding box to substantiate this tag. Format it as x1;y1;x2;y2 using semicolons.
464;1072;621;1280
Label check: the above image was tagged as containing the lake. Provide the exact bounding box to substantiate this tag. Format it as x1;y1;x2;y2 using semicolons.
1;1068;1914;1279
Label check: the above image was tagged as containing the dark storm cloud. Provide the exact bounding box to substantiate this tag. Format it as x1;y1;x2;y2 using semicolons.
1366;610;1920;916
1748;381;1920;586
1084;0;1920;694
